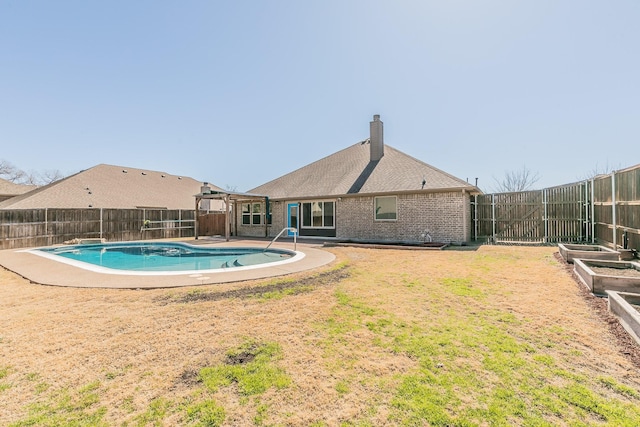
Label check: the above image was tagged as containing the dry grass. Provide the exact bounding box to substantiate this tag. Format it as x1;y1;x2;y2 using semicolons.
1;245;640;426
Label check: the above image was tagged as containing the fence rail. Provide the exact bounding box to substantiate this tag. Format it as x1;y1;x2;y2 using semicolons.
473;163;640;250
0;208;196;250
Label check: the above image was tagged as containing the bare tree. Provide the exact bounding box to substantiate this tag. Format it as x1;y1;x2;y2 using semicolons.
0;159;64;185
491;166;541;193
31;169;65;185
0;159;27;183
579;161;621;181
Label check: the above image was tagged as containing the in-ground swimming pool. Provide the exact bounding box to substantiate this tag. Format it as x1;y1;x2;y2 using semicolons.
30;242;303;275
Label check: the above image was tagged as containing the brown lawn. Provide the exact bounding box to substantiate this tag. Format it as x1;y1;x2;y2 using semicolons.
1;245;639;426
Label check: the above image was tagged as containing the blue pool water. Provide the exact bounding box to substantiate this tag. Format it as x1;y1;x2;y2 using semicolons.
34;242;297;274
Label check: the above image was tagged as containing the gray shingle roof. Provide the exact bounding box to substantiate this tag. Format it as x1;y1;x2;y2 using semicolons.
248;141;478;198
0;164;224;210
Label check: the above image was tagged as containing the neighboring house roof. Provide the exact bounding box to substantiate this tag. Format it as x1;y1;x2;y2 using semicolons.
0;178;37;197
249;141;479;199
0;164;224;210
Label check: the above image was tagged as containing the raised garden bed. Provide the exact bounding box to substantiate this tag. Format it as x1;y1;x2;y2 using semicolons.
607;291;640;346
574;259;640;295
558;243;620;263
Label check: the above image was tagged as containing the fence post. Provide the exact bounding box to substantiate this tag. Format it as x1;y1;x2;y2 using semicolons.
100;208;103;239
583;181;588;242
543;189;548;244
591;178;595;244
45;207;49;246
491;194;496;243
611;171;617;248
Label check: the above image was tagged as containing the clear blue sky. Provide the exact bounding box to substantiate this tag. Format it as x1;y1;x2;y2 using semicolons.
1;1;638;193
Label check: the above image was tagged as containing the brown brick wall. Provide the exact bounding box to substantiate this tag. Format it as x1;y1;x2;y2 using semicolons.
337;192;470;243
239;192;471;243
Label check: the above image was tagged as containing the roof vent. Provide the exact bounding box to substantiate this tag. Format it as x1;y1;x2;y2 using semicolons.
141;172;147;175
122;170;127;173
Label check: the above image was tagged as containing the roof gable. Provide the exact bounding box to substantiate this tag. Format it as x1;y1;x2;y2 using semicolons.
0;164;224;210
0;178;37;196
249;142;476;198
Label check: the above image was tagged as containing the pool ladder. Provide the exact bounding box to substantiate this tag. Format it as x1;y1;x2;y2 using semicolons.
265;227;298;252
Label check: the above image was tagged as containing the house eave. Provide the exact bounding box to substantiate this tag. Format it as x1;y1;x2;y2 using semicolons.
265;186;482;202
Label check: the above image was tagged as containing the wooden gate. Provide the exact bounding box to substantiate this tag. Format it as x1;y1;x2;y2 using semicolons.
198;213;227;236
473;183;587;243
475;191;544;243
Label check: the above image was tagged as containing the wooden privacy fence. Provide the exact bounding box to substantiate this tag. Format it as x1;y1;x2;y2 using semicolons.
0;208;196;250
592;165;640;251
473;163;640;249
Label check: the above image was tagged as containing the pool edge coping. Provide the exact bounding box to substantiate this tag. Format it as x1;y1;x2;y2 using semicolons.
0;239;336;289
23;242;306;276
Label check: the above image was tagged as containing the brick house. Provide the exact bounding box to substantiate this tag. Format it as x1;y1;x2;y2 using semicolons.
236;115;481;244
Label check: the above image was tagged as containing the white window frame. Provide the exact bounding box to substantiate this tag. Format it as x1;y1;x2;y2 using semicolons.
241;202;263;226
301;200;335;229
374;196;397;221
241;203;251;225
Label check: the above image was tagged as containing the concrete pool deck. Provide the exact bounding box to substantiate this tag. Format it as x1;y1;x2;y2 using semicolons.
0;238;336;289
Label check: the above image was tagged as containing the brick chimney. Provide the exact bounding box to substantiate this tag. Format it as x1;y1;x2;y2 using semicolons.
369;114;384;161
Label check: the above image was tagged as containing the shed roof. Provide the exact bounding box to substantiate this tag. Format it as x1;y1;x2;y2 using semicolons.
249;141;479;199
0;164;224;210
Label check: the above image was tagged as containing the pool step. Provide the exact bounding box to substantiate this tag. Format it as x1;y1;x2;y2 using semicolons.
221;258;244;268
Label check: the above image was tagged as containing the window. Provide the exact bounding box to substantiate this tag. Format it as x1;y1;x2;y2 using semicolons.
301;201;335;228
242;203;251;225
241;203;263;225
323;201;334;227
375;196;397;221
252;203;262;225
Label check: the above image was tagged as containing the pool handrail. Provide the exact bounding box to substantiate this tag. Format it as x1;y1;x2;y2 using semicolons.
265;227;298;252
